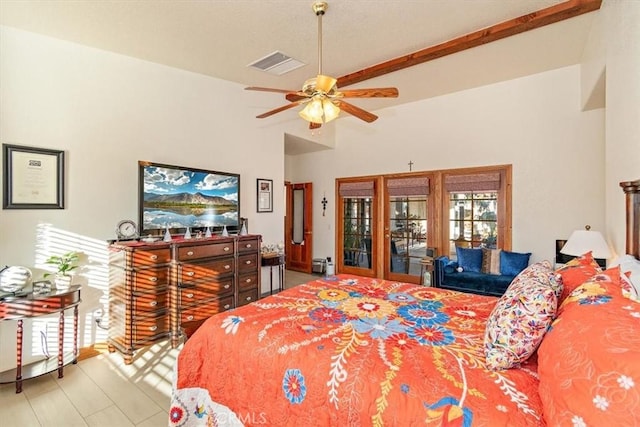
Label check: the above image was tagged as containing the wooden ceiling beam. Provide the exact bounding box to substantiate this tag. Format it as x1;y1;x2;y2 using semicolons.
337;0;602;88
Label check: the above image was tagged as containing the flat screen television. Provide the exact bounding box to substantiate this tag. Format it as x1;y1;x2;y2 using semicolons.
138;161;240;236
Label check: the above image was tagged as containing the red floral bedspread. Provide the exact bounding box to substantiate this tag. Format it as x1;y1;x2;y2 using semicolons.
170;274;543;426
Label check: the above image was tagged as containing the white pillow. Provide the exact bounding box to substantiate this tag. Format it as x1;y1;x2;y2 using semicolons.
611;254;640;296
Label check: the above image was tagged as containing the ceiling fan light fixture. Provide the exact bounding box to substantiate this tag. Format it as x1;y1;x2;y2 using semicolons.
299;96;340;124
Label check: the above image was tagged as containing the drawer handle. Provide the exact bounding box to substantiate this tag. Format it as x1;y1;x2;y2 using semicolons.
150;277;158;282
187;250;194;256
150;255;158;261
245;260;252;265
224;265;230;270
224;247;230;252
42;304;49;309
149;301;158;307
246;244;252;248
149;325;158;332
245;278;252;283
245;296;252;301
224;284;230;289
186;293;194;298
187;271;195;277
187;315;194;321
224;304;230;309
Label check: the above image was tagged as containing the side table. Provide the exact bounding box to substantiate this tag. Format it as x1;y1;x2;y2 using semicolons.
261;254;285;294
0;285;81;393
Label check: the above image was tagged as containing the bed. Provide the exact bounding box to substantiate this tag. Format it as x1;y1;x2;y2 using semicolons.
169;179;640;426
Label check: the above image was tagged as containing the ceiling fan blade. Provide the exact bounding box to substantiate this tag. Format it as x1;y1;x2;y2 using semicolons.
337;101;378;123
256;101;305;119
316;75;337;93
285;92;309;102
309;122;322;130
339;88;399;98
245;86;297;94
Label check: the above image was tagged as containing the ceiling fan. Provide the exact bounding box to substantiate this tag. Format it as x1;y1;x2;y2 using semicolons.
245;1;399;129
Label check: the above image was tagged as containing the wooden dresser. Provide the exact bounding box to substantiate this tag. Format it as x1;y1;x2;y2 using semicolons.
108;234;261;363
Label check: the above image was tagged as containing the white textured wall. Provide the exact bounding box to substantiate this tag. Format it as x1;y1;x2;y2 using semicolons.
600;0;640;258
0;26;286;370
289;65;606;266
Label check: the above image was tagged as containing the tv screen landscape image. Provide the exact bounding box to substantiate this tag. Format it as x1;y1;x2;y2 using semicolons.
138;161;240;235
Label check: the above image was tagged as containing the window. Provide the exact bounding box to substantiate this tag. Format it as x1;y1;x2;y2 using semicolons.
449;192;498;255
444;168;510;258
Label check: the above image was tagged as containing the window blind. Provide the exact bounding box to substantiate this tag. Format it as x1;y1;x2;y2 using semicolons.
339;181;374;198
444;172;501;193
387;177;430;196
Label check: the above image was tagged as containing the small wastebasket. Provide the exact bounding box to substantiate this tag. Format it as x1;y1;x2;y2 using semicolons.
325;257;335;276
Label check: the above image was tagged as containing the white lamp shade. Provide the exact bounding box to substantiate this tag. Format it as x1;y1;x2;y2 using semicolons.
560;229;612;259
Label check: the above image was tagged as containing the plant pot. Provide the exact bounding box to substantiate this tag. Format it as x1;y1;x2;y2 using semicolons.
53;274;72;290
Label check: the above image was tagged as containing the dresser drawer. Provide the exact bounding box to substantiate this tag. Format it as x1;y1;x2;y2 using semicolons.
131;248;171;266
180;296;234;323
179;258;235;283
132;291;168;315
238;272;258;292
238;288;259;307
176;241;234;261
237;237;260;253
132;268;169;292
238;253;258;273
179;278;234;304
132;314;169;342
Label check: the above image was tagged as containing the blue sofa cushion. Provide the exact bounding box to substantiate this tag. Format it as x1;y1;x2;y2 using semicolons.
456;247;483;273
500;250;531;276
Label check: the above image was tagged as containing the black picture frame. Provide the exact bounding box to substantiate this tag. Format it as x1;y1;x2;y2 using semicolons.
2;144;65;209
257;178;273;213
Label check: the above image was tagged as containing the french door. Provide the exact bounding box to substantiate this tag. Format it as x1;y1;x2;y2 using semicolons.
336;175;433;283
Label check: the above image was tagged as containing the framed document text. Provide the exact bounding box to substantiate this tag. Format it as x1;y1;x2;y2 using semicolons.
257;178;273;213
3;144;65;209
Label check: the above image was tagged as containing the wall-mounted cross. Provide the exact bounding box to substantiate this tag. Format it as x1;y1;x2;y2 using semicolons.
408;160;414;171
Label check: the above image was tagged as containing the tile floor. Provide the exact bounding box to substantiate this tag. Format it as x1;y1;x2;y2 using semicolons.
0;270;317;427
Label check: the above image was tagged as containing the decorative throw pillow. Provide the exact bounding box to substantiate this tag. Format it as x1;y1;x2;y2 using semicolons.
455;247;483;273
555;251;602;304
481;248;502;275
484;260;559;371
499;250;531;276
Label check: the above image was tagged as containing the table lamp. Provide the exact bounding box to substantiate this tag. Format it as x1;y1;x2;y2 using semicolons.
560;225;612;261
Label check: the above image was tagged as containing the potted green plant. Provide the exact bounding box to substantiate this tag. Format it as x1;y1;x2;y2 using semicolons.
43;251;80;289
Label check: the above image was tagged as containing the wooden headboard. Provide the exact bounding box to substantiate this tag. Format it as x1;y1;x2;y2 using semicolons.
620;179;640;259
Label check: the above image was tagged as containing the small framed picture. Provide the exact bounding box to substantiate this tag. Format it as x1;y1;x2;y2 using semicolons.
257;178;273;213
3;144;65;209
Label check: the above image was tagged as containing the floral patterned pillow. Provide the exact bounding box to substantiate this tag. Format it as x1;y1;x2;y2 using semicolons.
484;260;560;371
555;251;602;303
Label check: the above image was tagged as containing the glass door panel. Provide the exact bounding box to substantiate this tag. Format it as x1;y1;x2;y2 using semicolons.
388;196;428;279
342;198;373;271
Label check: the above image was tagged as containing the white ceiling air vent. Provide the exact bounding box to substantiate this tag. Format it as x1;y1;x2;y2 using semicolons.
248;51;305;75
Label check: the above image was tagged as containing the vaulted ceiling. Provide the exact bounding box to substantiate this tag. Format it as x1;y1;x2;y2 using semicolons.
1;0;601;134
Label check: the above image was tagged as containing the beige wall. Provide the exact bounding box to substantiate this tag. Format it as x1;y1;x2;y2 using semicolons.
289;64;606;265
600;0;640;257
0;26;286;370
